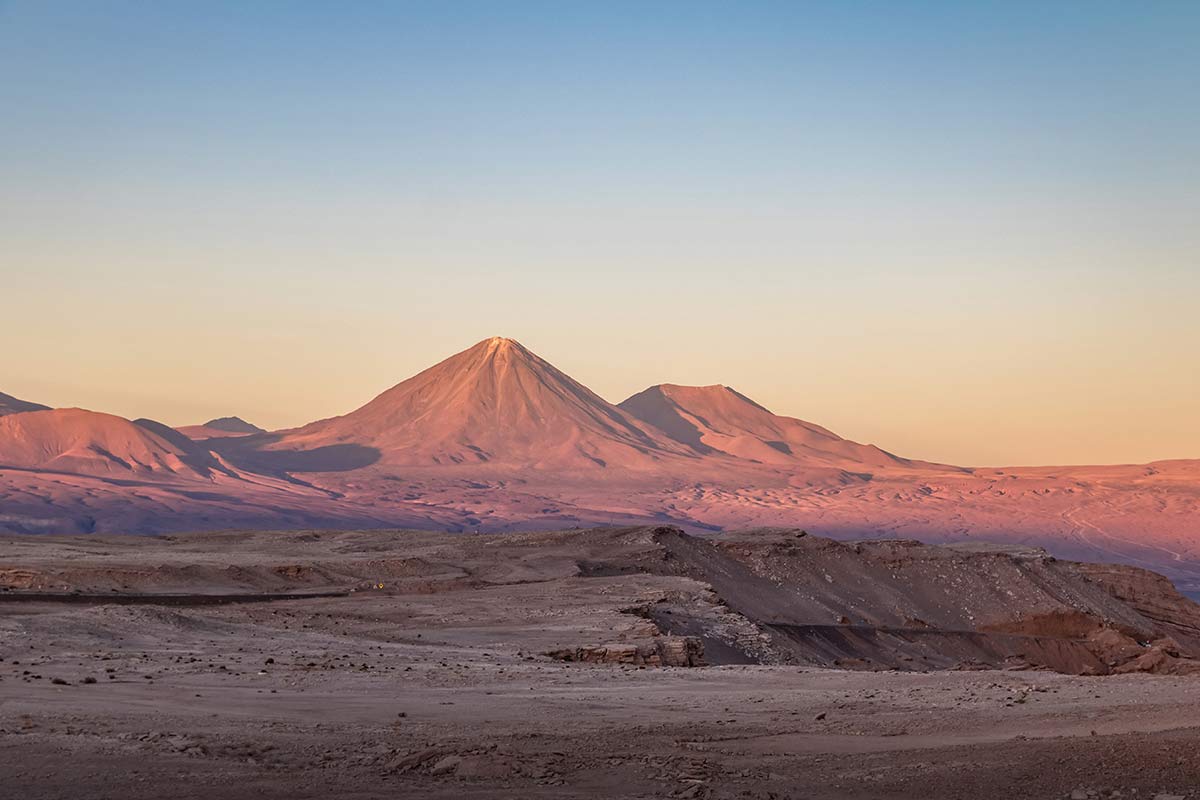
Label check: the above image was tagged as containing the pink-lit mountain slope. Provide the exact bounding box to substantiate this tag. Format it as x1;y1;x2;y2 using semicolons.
0;408;233;479
262;337;696;471
1;339;1198;592
619;383;923;469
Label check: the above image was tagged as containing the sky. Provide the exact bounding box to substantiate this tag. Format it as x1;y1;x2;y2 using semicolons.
2;1;1197;467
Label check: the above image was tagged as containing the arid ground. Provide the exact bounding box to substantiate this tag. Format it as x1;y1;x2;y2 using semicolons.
4;526;1200;799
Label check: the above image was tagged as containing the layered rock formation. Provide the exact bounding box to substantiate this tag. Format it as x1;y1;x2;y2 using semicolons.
4;524;1199;676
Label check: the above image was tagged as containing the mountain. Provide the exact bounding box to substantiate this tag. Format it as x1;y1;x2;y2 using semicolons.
619;384;915;469
177;416;265;440
0;337;1197;592
0;408;230;479
0;390;50;417
0;408;460;535
205;416;264;434
265;337;694;471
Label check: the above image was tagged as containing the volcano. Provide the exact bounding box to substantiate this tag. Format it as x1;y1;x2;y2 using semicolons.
267;337;694;471
619;383;914;468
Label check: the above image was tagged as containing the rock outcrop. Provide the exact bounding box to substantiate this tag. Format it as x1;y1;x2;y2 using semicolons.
545;636;705;667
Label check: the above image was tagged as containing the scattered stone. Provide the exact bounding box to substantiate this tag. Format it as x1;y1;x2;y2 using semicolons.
455;756;513;779
429;755;463;775
384;747;449;774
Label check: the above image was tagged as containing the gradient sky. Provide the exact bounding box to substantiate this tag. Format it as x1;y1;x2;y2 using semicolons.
2;1;1198;467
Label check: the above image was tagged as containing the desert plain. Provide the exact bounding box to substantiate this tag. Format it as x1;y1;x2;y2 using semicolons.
5;525;1200;800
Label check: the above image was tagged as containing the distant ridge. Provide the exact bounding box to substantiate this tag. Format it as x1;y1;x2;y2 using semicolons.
0;390;50;417
204;416;264;434
0;408;231;478
177;416;265;441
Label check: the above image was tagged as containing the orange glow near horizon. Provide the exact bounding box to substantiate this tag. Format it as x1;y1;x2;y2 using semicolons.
3;3;1197;468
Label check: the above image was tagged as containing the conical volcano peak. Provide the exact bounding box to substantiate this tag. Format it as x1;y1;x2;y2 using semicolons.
271;337;693;469
482;335;520;349
446;337;563;391
474;336;531;363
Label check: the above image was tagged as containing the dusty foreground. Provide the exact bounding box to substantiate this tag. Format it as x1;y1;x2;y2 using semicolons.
4;527;1200;799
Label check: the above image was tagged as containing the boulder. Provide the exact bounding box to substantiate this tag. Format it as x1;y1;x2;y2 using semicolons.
545;636;704;667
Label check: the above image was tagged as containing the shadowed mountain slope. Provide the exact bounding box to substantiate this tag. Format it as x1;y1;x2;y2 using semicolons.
0;391;50;417
0;408;231;479
177;416;266;440
620;383;920;468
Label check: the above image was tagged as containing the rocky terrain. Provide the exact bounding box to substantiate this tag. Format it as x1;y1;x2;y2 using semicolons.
5;526;1200;798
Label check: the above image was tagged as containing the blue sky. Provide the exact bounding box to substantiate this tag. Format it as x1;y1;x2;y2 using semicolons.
2;1;1197;465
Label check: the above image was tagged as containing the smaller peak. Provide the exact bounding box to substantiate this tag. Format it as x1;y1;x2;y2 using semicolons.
654;383;734;395
630;384;773;414
203;416;264;434
0;390;51;417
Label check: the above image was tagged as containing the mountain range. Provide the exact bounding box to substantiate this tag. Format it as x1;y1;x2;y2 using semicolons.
2;337;1198;590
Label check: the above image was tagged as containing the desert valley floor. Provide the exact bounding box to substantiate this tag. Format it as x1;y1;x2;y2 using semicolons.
5;526;1200;799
